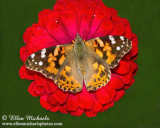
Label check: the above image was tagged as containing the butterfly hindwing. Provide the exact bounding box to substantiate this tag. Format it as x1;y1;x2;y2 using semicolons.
55;54;83;93
83;52;111;91
85;35;132;68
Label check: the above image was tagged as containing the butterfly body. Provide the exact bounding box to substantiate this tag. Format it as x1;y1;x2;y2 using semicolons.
25;34;132;93
73;34;86;76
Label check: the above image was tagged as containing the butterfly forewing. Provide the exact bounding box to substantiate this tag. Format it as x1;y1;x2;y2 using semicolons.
25;44;73;79
85;35;132;68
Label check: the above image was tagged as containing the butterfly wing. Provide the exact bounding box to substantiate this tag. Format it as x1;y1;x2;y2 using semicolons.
85;35;132;68
84;35;132;91
55;53;83;93
25;44;83;93
83;53;111;91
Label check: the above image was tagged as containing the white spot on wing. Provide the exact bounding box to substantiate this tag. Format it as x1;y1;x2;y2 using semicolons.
31;53;35;58
109;36;116;44
111;41;116;44
120;36;124;40
116;46;120;51
39;61;43;66
109;36;115;41
41;48;46;58
35;62;37;64
121;45;124;47
41;54;45;58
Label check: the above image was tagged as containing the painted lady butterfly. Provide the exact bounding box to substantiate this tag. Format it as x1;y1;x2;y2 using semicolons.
25;34;132;93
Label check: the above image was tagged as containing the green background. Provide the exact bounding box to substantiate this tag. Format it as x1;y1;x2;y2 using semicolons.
0;0;160;128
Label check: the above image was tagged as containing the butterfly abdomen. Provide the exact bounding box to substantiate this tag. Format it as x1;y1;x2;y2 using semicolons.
77;56;86;75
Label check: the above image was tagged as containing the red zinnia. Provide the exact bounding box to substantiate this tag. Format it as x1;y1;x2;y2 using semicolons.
19;0;138;117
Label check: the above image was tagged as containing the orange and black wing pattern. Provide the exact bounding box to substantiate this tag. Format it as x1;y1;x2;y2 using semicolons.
25;44;73;80
85;35;132;68
25;44;83;93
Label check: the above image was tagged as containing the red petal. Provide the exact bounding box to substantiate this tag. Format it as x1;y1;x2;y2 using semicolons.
59;5;78;39
50;105;59;112
47;94;58;105
34;85;45;96
91;95;102;113
23;27;33;44
122;18;132;39
73;0;86;5
53;1;65;11
38;9;52;19
66;94;78;111
26;41;38;55
84;110;97;117
98;1;112;19
130;42;138;60
40;95;52;110
47;18;71;45
130;61;138;76
104;87;117;101
34;74;46;87
19;65;34;80
39;11;59;28
78;85;93;109
70;108;83;116
29;27;58;49
110;8;121;25
51;89;68;104
114;90;125;102
132;33;138;45
44;80;57;94
79;4;96;39
28;81;39;97
110;22;125;35
124;78;135;89
114;60;131;75
110;8;118;19
23;24;38;44
92;17;113;39
100;102;114;112
116;71;133;85
20;46;29;62
88;7;113;39
108;74;124;89
59;104;68;114
95;87;111;105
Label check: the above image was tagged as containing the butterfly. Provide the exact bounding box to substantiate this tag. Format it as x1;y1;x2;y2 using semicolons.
25;34;132;93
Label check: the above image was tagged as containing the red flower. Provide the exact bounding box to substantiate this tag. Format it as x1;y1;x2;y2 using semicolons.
19;0;138;117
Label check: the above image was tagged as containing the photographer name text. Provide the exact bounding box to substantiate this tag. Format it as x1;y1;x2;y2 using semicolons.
4;115;50;121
